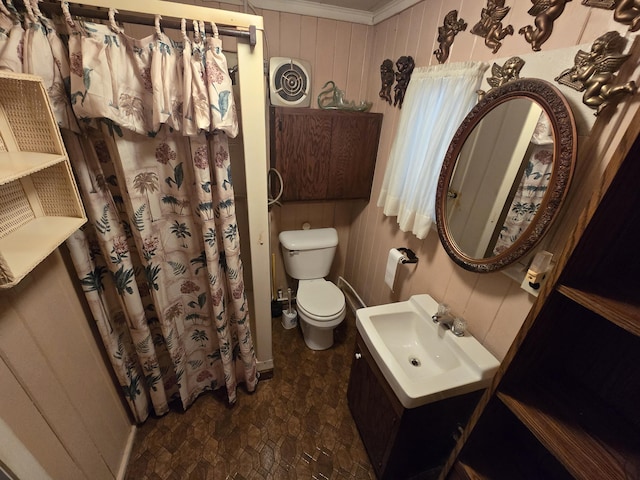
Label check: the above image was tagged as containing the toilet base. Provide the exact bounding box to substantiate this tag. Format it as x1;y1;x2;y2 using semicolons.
300;319;335;350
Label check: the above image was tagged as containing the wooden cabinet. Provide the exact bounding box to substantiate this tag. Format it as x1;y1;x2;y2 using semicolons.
441;123;640;479
270;107;382;201
348;333;482;480
0;72;85;288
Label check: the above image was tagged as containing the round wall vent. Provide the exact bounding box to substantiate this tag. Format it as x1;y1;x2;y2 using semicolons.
269;57;312;107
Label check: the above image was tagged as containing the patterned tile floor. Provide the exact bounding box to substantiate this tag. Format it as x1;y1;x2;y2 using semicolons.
125;309;376;479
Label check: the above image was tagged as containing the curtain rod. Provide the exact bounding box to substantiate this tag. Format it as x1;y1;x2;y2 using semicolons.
36;1;257;46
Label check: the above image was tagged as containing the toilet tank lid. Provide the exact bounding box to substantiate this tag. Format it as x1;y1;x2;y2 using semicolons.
279;228;338;250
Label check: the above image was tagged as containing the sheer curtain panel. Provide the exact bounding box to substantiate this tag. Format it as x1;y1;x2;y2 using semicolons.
377;62;488;239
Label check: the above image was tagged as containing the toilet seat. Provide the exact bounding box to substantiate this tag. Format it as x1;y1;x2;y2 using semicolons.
297;279;345;322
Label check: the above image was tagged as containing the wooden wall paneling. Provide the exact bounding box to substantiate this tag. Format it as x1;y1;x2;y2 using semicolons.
0;356;83;479
482;283;533;359
403;2;427;65
443;1;475;64
299;16;319;72
332;201;351;281
262;10;280;57
413;0;444;66
344;202;365;284
332;22;352;92
279;13;301;59
0;277;114;479
579;7;621;42
314;19;338;109
23;251;131;471
463;271;514;342
346;24;372;104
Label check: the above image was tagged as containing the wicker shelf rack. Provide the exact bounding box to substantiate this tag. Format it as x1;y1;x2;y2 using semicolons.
0;72;85;288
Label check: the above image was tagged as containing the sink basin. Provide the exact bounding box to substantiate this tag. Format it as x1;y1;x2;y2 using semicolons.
356;294;499;409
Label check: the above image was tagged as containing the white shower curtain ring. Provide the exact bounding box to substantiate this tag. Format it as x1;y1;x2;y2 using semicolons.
210;21;219;38
108;8;122;33
60;0;74;27
30;0;43;19
181;18;187;37
193;19;201;43
154;14;162;37
23;0;35;21
0;1;11;18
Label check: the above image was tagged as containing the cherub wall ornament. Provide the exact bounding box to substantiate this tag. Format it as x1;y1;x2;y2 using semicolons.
519;0;572;51
470;0;514;54
478;56;526;99
434;10;467;64
379;59;395;104
613;0;640;31
394;56;415;108
581;0;614;8
555;31;637;115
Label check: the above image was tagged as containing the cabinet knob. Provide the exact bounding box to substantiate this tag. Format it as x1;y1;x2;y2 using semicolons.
355;353;362;360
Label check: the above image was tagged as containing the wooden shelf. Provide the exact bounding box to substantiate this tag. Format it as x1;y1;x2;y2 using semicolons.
0;152;67;185
454;397;572;480
0;216;86;288
557;284;640;337
449;461;487;480
498;379;640;480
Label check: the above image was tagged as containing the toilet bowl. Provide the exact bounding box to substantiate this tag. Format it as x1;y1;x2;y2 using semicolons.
296;278;346;350
279;228;346;350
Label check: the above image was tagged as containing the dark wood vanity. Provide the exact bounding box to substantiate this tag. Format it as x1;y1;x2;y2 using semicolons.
270;107;382;201
347;332;483;480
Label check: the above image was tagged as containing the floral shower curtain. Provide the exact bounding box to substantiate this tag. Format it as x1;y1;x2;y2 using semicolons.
0;3;257;422
492;112;554;255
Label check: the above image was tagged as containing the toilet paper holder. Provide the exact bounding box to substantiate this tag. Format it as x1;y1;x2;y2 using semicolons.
396;247;418;264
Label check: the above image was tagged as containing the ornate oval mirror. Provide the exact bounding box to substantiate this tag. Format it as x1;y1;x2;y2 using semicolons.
435;78;577;272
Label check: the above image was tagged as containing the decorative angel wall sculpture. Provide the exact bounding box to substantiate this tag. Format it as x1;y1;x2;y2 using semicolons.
613;0;640;31
470;0;514;54
519;0;572;51
555;31;637;115
478;56;526;99
379;59;395;104
394;56;415;108
434;10;467;64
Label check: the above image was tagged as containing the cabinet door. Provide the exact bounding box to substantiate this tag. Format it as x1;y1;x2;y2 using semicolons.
271;107;382;201
328;113;381;200
347;339;401;477
272;108;332;201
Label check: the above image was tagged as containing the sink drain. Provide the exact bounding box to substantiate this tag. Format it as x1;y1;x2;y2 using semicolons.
409;357;421;367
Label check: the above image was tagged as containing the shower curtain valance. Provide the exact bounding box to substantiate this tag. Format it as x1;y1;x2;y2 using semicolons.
38;0;259;46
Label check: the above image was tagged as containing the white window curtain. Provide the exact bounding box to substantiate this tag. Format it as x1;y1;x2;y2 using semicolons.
378;61;489;239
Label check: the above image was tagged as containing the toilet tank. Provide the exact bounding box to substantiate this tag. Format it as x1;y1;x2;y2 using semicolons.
279;228;338;280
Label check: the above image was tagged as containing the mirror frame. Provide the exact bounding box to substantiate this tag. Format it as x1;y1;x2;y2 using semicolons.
435;78;577;273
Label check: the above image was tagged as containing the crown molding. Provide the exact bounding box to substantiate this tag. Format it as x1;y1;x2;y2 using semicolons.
211;0;421;25
372;0;421;24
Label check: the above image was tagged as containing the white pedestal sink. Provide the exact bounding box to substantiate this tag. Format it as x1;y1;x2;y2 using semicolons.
356;294;500;409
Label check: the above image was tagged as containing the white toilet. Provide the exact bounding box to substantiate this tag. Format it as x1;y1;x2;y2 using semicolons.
279;228;346;350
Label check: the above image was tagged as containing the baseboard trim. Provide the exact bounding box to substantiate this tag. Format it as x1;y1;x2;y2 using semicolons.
257;358;273;372
116;426;137;480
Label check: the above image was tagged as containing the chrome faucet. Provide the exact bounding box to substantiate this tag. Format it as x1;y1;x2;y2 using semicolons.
432;303;466;336
432;312;455;329
432;303;450;324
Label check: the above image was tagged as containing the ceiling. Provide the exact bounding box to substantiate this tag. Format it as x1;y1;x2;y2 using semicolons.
220;0;422;25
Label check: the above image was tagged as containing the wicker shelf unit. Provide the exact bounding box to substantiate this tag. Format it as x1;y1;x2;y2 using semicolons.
0;72;85;288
